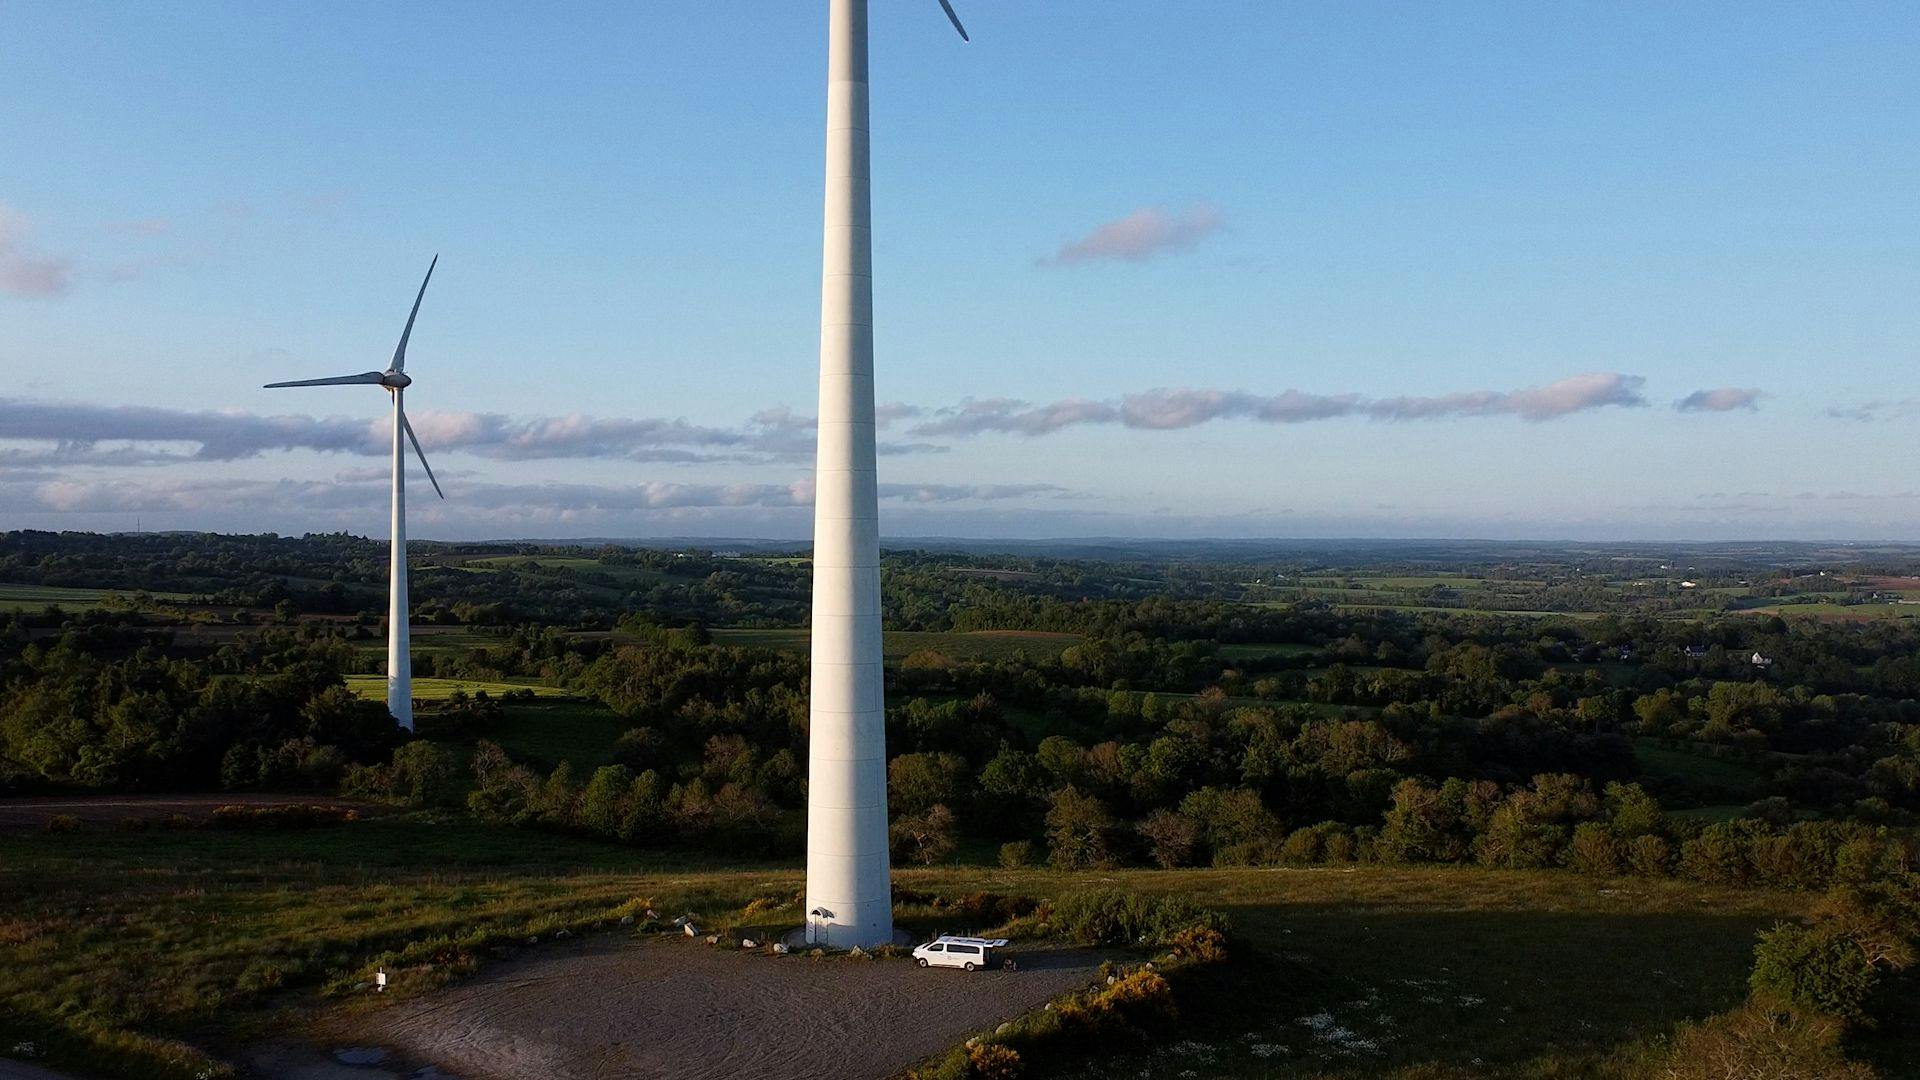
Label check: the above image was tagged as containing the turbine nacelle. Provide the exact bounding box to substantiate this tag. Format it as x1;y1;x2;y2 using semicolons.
262;256;443;500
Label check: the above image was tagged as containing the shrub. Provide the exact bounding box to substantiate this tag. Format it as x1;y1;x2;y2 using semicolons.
966;1043;1022;1080
1051;889;1226;947
1565;822;1625;875
1748;826;1837;891
209;804;357;829
1749;922;1879;1023
1679;822;1751;885
43;814;79;833
1656;1001;1874;1080
1279;826;1323;864
1627;834;1674;877
1098;968;1177;1025
1167;925;1227;964
998;840;1035;870
1831;835;1897;886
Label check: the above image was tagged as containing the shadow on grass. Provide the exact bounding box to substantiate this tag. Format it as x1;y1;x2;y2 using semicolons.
1150;902;1781;1077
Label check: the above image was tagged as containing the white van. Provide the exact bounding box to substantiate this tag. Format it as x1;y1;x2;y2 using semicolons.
912;935;1008;971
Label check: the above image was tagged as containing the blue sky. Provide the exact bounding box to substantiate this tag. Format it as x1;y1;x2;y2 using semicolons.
2;1;1917;541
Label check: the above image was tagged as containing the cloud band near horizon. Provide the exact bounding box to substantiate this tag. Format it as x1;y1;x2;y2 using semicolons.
0;372;1763;473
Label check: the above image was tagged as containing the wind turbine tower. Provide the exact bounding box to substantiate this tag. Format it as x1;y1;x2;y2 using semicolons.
265;258;444;732
805;0;967;950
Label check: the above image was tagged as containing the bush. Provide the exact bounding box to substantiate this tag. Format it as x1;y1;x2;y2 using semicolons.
44;814;80;833
1656;1001;1874;1080
1054;968;1179;1037
209;804;357;829
1749;922;1879;1023
1051;889;1226;947
998;840;1035;870
1279;825;1323;864
1680;822;1751;885
1166;925;1227;964
966;1043;1022;1080
1565;822;1625;875
1627;834;1674;877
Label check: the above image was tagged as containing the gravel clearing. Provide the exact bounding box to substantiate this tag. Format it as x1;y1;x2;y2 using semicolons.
320;936;1105;1080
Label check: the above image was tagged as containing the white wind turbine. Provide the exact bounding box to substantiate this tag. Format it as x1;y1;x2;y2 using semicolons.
265;257;443;732
804;0;967;951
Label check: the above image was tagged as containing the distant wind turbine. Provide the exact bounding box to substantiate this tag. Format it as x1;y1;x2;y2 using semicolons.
265;257;443;731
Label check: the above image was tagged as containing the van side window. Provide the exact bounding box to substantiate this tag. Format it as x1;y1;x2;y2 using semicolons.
927;943;944;952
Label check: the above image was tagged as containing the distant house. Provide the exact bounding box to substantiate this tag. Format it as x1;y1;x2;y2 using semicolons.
1751;652;1775;668
1616;646;1635;661
1679;581;1699;589
1684;645;1709;659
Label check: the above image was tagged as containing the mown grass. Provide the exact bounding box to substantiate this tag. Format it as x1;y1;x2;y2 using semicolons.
341;675;572;702
0;820;1812;1080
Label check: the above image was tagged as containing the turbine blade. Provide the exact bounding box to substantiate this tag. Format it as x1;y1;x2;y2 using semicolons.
263;371;385;388
937;0;969;41
389;254;438;373
400;410;444;500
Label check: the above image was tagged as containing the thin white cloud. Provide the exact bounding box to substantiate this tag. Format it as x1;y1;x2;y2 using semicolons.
0;373;1657;476
0;474;1067;518
912;373;1647;437
0;398;940;467
1040;203;1223;267
1675;387;1763;413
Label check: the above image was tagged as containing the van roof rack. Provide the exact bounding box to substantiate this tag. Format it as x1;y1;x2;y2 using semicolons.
933;935;1009;947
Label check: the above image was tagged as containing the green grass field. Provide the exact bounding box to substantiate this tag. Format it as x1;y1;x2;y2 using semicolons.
1744;601;1920;621
710;627;1084;662
1632;738;1767;800
445;698;635;773
0;820;1816;1080
342;676;572;701
0;582;196;611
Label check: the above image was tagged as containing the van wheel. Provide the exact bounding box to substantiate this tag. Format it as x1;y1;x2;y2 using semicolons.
963;962;976;972
917;958;929;967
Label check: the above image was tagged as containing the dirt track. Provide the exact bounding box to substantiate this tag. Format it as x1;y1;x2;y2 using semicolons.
0;794;380;829
330;937;1105;1080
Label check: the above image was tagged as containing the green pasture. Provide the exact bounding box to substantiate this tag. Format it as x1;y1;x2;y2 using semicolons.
0;582;196;611
342;676;571;701
1631;738;1767;800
